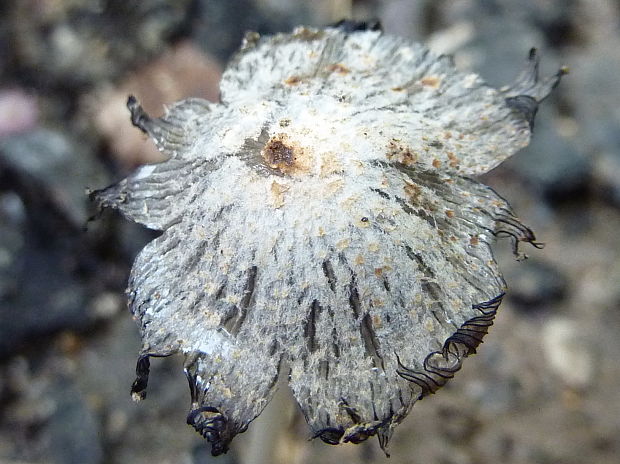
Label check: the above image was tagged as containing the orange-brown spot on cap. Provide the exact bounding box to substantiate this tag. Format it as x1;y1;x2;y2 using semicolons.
387;139;418;166
469;235;480;246
391;86;405;92
284;75;302;85
404;181;422;203
445;209;455;218
326;63;350;75
336;238;350;250
447;151;459;168
432;158;442;168
420;76;441;88
270;181;289;208
324;179;344;198
374;265;392;277
292;27;325;41
320;152;343;177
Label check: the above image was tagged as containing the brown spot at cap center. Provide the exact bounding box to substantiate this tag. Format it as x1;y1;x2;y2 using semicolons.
261;134;311;175
264;139;294;165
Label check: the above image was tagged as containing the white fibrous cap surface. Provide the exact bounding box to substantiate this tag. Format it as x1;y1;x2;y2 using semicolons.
92;24;565;456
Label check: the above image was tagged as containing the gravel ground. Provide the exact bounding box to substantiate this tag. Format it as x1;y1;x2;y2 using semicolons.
1;1;619;463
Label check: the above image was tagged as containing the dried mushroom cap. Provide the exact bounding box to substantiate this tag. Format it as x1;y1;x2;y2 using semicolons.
91;23;565;456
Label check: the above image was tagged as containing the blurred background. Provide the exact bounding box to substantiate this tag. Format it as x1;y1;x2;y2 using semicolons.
0;1;619;463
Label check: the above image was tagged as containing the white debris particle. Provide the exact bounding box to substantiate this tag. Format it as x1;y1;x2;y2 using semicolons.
542;317;593;389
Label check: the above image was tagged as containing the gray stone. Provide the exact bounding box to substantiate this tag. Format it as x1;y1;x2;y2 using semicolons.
6;0;192;88
190;0;310;61
506;259;568;309
192;443;238;464
542;317;593;389
43;379;104;464
0;244;90;356
0;192;25;300
502;108;591;201
594;153;620;207
454;18;546;87
0;128;112;357
0;128;105;226
566;43;620;207
380;0;430;40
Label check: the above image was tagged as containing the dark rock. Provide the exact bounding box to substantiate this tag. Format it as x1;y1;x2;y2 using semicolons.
0;128;114;357
6;0;192;90
0;88;39;137
438;1;577;88
566;44;620;207
506;259;568;309
444;0;579;42
190;0;309;61
569;46;620;152
457;18;546;87
0;3;9;82
501;106;591;202
0;192;25;301
192;442;238;464
43;379;104;464
0;242;90;357
594;153;620;208
437;404;481;443
380;0;430;40
0;188;86;358
0;128;106;226
0;356;103;463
